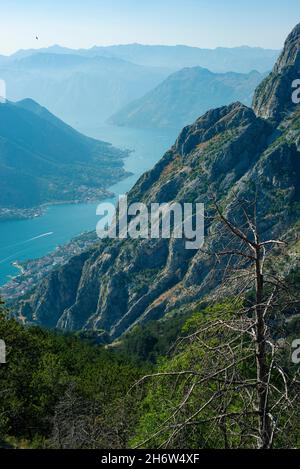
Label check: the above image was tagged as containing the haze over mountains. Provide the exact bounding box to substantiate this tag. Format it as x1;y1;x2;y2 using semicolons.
110;67;264;131
0;43;279;130
0;99;127;214
5;43;279;73
0;53;170;128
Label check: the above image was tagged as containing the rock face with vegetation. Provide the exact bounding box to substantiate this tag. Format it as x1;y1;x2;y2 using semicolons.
110;67;264;131
0;99;128;211
18;25;300;339
253;23;300;122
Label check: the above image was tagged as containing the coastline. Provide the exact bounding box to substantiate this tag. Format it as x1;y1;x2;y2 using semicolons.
0;125;173;294
0;146;133;222
11;261;25;275
1;230;98;302
0;188;119;223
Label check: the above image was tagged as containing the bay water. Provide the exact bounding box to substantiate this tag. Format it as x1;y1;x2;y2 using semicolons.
0;125;176;285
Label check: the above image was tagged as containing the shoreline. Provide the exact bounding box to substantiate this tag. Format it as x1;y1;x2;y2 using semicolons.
0;188;118;223
0;149;133;222
0;230;98;301
0;125;173;291
11;261;25;275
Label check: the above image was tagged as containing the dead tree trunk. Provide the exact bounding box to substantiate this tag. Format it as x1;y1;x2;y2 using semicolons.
254;246;272;448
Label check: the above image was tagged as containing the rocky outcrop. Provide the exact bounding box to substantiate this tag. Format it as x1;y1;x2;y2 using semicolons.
253;23;300;123
18;24;300;339
21;251;91;328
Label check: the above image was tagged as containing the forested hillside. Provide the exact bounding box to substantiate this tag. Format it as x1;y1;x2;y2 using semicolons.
0;99;128;212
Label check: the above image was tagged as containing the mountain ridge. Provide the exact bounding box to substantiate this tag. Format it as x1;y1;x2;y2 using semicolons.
253;23;300;122
0;52;170;128
7;43;279;73
110;67;264;131
0;99;128;212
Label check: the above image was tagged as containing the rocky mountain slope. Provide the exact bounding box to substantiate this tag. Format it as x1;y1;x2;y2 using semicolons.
17;25;300;338
0;99;128;211
253;23;300;123
110;67;263;131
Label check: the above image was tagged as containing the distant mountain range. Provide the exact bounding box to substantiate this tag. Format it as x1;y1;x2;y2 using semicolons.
6;43;279;73
110;67;265;131
0;44;279;130
0;99;127;213
0;53;170;129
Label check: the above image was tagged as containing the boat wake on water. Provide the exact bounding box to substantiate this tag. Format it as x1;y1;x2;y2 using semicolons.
0;232;54;264
27;232;54;242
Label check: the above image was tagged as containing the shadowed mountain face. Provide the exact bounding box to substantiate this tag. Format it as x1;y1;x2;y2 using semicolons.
0;99;127;210
110;67;264;131
0;54;171;129
17;25;300;337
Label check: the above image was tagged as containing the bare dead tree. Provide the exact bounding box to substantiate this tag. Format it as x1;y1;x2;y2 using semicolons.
132;198;300;449
214;201;285;449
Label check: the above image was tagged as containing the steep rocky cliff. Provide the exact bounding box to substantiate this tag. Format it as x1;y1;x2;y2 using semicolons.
253;23;300;122
18;24;300;339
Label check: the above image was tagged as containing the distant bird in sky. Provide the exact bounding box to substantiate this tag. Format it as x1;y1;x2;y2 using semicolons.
35;35;39;40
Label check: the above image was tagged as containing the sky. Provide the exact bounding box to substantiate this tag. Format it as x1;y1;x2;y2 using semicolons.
0;0;299;55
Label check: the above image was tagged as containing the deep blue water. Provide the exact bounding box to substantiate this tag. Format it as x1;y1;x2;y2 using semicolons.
0;125;176;285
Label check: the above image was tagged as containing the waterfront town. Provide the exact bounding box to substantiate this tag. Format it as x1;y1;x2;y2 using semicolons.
0;231;97;301
0;186;115;221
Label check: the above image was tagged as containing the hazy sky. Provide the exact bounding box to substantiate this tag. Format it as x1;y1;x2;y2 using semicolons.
0;0;299;55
